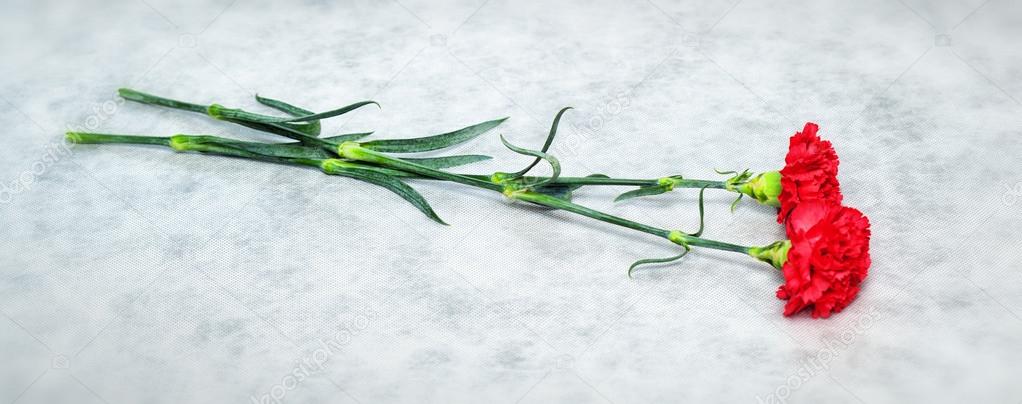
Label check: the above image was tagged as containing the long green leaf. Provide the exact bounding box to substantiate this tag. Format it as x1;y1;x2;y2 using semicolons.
322;132;374;143
327;166;446;225
614;184;671;202
361;117;507;153
222;140;334;159
256;101;379;123
254;94;315;116
208;105;321;137
403;154;491;169
533;184;575;201
254;95;323;136
563;173;609;192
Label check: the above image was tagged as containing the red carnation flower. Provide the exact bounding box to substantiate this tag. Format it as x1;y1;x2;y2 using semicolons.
776;201;871;318
777;123;842;223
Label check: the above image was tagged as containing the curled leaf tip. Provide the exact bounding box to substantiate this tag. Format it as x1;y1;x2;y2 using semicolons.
627;248;690;278
730;193;743;213
689;186;708;237
499;134;561;187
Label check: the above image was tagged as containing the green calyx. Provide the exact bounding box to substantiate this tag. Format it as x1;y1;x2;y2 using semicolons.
747;240;791;270
337;141;368;160
656;176;683;191
168;134;192;151
490;171;513;185
727;171;782;207
667;230;690;247
320;159;353;174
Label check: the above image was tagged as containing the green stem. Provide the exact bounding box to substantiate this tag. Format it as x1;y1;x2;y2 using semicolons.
119;88;208;114
338;142;504;192
67;132;171;146
511;190;670;238
337;142;751;255
70;133;759;258
67;132;314;168
679;234;751;254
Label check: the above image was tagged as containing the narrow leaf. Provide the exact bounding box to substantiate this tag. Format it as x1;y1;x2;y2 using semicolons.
322;132;374;143
402;154;492;169
253;95;324;136
532;174;609;202
255;94;315;116
628;248;690;278
258;101;380;123
730;193;744;213
499;134;560;187
327;166;447;225
220;140;334;159
509;107;571;178
689;187;708;237
614;184;671;202
564;173;610;192
221;119;314;142
361;117;507;153
533;184;575;201
209;105;321;137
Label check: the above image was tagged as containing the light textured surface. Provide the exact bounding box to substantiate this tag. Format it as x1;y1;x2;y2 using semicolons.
2;0;1021;403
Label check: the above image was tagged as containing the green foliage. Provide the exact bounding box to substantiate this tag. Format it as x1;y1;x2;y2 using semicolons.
361;117;507;153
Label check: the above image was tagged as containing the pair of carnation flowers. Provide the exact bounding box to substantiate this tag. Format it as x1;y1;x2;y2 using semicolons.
736;123;871;318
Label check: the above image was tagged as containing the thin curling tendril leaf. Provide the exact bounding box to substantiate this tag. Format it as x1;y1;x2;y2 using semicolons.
730;193;744;213
499;134;561;188
361;117;508;153
508;107;571;178
614;184;671;202
689;186;708;237
327;166;447;225
628;247;690;278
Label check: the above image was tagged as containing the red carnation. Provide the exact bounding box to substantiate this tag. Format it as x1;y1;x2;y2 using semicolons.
777;123;842;223
776;201;871;318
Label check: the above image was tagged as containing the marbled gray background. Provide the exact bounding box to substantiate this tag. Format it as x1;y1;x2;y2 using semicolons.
1;0;1020;403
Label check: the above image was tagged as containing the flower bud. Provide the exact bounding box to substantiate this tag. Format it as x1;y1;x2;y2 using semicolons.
747;240;790;269
729;171;781;207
